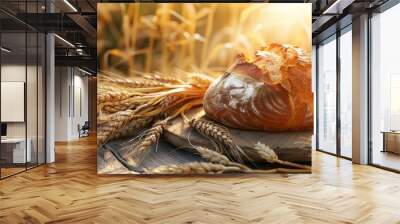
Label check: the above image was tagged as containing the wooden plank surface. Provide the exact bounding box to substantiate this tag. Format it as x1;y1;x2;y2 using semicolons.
98;108;312;174
164;107;312;163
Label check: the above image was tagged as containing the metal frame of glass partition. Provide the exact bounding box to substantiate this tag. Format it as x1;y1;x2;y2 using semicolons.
367;0;400;173
0;1;47;180
315;24;353;161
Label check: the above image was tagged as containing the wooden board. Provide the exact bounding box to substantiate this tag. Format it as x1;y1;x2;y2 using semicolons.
98;138;204;174
164;107;312;163
98;107;312;174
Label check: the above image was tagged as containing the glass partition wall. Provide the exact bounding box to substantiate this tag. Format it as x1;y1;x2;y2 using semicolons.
370;3;400;172
316;26;352;159
0;1;46;179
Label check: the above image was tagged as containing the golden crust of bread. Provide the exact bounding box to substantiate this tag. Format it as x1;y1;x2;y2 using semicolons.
203;44;313;131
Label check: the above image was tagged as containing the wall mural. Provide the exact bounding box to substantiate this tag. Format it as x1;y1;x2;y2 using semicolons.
97;3;313;175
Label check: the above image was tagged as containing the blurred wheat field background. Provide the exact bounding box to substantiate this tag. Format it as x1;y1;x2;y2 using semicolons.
98;3;311;77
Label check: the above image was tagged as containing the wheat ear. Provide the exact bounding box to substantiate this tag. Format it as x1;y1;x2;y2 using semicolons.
194;146;251;171
97;103;151;145
254;142;311;170
122;120;167;168
141;73;185;84
100;97;140;114
187;73;214;88
97;90;135;104
99;75;166;88
189;118;250;163
113;117;153;139
145;162;242;174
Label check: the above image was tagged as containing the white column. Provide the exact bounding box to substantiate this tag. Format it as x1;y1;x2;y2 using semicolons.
46;32;55;163
312;45;317;151
352;14;369;164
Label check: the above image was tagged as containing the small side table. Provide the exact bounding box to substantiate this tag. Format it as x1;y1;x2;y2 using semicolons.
381;131;400;154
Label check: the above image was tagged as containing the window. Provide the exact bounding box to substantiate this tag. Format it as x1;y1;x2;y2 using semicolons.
317;36;337;154
339;27;352;158
371;3;400;171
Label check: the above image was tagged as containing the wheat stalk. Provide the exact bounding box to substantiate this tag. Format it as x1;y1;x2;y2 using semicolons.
97;103;152;145
100;97;141;114
121;120;167;168
189;118;249;163
99;74;166;88
97;81;206;145
113;117;153;139
144;162;242;174
98;82;167;94
101;103;138;114
253;142;311;170
187;73;214;88
160;94;182;109
250;168;310;174
97;90;136;104
141;73;185;84
193;146;251;171
97;85;134;95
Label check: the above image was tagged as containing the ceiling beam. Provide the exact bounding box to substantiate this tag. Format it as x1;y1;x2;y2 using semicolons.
55;55;96;71
67;13;96;38
322;0;356;15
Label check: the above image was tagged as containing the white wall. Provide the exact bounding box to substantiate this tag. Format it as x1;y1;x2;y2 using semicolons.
55;67;70;141
54;67;89;141
72;73;89;138
1;65;30;138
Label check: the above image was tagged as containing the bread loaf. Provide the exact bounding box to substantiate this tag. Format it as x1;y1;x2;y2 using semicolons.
203;43;313;131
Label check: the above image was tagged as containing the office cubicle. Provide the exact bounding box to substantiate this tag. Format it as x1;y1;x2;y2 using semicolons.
0;0;46;179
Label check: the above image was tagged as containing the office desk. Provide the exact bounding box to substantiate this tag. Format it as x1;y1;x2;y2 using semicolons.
1;138;31;163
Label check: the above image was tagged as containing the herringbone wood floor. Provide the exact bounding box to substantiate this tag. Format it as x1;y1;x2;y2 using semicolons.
1;136;400;224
